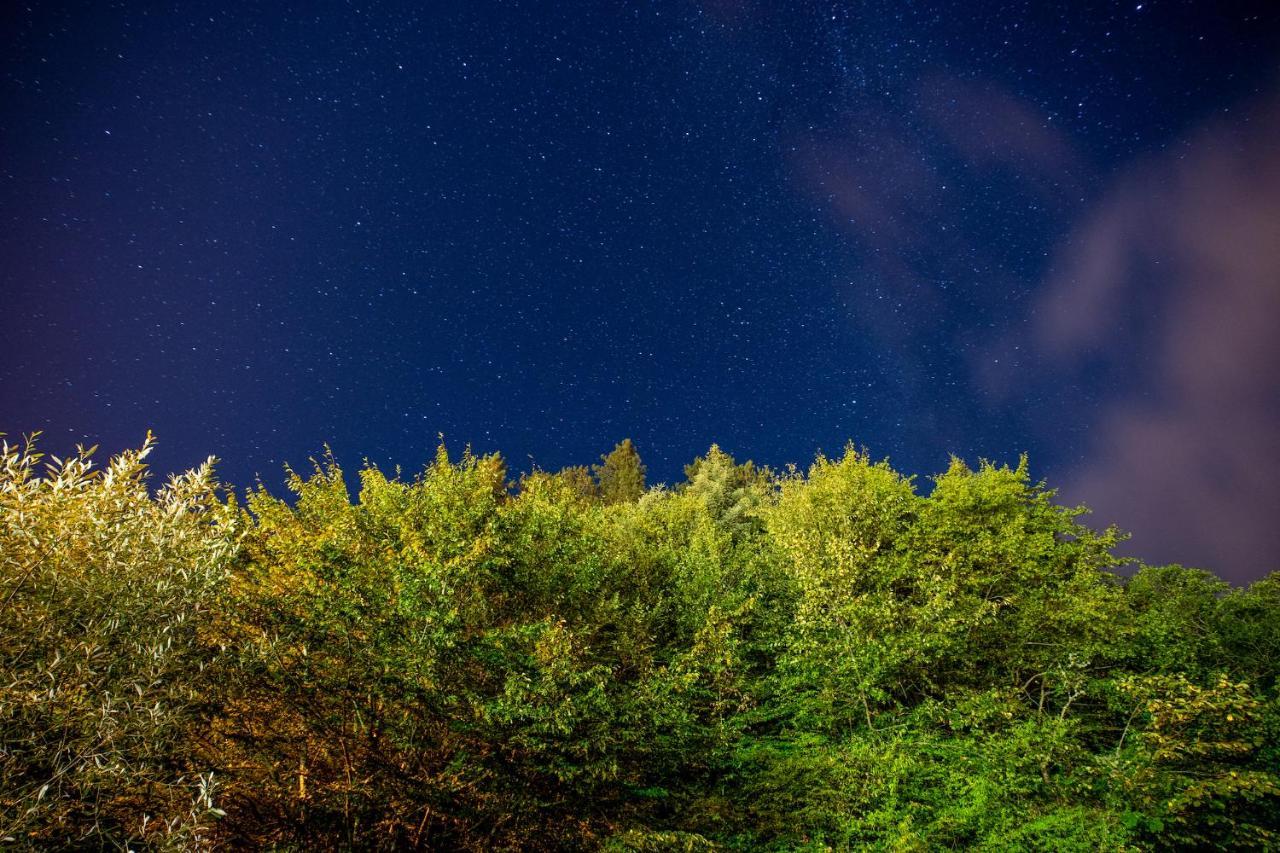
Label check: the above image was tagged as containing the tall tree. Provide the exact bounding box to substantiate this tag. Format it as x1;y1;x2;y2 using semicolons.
681;444;771;530
594;438;646;504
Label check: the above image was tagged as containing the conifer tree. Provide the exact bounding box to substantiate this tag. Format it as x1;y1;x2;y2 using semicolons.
593;438;646;504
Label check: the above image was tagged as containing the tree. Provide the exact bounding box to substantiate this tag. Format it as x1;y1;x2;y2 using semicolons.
681;444;771;532
5;428;1277;849
594;438;646;505
551;464;599;502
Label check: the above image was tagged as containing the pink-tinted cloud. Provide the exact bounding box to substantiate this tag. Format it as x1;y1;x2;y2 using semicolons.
784;117;949;344
787;118;942;250
1033;92;1280;582
780;70;1279;581
918;75;1086;199
784;78;1084;296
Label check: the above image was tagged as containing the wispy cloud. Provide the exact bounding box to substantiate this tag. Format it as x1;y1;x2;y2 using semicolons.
1031;91;1280;581
917;75;1086;200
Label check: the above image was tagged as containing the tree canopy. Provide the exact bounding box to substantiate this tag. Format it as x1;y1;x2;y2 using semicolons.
593;438;647;505
1;434;1276;850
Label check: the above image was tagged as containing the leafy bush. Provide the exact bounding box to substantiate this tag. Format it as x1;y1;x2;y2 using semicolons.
0;434;237;848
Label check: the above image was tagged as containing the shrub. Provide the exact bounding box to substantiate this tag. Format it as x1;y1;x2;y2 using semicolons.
0;434;237;848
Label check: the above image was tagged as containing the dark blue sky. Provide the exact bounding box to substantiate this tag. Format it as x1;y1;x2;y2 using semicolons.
3;1;1278;582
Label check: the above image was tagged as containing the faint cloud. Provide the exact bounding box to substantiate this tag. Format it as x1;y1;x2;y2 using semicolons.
784;116;949;350
1031;91;1280;582
787;77;1082;258
917;75;1086;199
783;80;1080;344
787;117;941;252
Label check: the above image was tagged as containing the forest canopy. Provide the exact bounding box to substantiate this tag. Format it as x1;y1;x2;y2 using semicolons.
1;433;1276;850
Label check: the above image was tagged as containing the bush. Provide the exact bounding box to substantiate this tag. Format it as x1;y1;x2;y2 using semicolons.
0;434;237;848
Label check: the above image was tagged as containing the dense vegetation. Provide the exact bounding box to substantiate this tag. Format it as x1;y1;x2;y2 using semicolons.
2;433;1277;850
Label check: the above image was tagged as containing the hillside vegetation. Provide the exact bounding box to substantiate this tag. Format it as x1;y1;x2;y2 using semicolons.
2;434;1276;850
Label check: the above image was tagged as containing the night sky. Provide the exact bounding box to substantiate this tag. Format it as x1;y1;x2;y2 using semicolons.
3;2;1279;583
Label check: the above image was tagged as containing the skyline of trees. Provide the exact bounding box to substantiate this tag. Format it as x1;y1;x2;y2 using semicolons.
2;432;1276;850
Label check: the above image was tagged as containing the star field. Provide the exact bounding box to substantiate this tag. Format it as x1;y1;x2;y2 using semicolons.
2;1;1279;581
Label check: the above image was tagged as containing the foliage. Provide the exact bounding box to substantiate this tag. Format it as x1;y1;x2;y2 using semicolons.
2;434;1277;850
594;439;646;505
0;433;238;848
